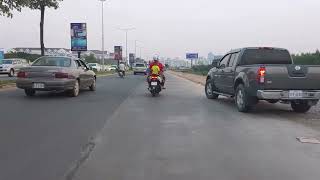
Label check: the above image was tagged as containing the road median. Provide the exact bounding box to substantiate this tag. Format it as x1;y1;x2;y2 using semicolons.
168;70;206;86
0;80;16;90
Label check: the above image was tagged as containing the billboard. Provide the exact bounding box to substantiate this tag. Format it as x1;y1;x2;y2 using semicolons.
114;46;123;61
129;53;135;64
186;53;199;59
71;23;87;51
0;49;4;63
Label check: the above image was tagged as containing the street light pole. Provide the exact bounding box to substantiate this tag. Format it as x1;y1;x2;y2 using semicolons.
99;0;106;66
135;40;137;59
118;28;135;65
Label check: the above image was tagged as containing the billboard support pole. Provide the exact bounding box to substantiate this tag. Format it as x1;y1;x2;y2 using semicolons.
78;52;81;59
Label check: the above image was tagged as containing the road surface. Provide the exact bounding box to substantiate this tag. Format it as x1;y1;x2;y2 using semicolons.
0;74;16;81
0;74;145;180
1;73;320;180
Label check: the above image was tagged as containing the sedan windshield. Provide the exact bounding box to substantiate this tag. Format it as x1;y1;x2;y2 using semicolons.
2;60;13;64
32;57;71;67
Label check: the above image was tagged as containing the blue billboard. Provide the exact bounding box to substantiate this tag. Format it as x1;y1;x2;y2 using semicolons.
71;23;87;51
0;49;4;64
186;53;198;59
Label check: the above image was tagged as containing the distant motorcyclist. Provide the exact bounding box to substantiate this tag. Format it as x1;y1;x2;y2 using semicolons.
148;56;166;88
118;62;126;76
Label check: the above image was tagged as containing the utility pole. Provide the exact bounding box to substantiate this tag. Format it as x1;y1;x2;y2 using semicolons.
118;28;135;65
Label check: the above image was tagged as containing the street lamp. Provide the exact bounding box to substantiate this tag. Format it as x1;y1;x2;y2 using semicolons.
99;0;107;66
118;27;135;65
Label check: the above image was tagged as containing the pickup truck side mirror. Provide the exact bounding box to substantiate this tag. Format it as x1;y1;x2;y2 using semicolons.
211;61;219;67
219;64;226;69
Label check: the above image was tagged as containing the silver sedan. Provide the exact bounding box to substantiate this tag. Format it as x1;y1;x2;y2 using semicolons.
16;56;96;97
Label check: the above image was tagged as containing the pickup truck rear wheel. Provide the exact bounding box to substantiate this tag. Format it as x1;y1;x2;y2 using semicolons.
267;100;279;104
235;84;254;112
205;79;219;99
291;100;311;113
25;89;36;97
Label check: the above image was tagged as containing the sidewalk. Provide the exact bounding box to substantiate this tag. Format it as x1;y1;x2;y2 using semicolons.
168;70;206;86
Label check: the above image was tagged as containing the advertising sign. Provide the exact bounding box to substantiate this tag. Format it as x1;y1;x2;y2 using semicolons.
0;49;4;64
186;53;199;59
129;53;135;64
71;23;87;51
114;46;123;61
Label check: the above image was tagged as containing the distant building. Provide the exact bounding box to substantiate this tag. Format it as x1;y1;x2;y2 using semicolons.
208;52;215;64
12;48;73;57
10;47;118;64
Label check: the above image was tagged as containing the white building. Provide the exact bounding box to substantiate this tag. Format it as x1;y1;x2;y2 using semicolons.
12;48;74;57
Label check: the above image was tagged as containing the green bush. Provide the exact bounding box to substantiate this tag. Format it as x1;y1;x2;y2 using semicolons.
191;65;212;76
292;51;320;65
4;52;41;62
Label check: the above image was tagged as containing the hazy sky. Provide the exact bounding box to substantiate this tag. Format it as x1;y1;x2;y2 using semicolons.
0;0;320;58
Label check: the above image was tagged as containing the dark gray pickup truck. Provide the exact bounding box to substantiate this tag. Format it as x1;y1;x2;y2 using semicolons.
205;47;320;113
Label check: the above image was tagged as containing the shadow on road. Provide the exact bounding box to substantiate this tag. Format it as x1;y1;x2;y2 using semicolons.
209;97;320;132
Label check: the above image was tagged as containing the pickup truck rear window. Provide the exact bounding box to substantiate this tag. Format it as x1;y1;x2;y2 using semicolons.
241;49;292;65
32;57;71;67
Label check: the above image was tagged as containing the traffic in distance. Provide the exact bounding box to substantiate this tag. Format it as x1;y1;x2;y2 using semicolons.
5;47;320;113
1;1;320;180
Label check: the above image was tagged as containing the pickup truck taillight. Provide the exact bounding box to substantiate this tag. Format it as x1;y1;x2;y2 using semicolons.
258;67;266;83
55;72;69;79
17;72;27;78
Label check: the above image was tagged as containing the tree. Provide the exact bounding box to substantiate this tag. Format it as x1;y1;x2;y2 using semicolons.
84;54;98;63
0;0;28;17
27;0;63;56
5;52;41;62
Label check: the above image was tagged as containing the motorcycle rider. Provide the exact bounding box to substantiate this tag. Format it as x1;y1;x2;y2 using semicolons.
148;56;165;88
118;62;126;76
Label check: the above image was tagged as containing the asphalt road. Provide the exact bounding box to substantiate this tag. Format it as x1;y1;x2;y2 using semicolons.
0;74;16;80
0;74;145;180
1;73;320;180
74;73;320;180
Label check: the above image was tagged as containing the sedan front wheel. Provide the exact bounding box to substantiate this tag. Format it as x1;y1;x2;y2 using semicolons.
89;78;96;91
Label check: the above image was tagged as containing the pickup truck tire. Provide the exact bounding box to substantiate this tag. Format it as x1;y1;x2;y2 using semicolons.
205;79;219;99
25;89;36;97
235;84;254;112
267;100;279;104
291;101;311;113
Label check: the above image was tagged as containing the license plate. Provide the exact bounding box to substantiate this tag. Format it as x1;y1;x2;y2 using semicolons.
33;83;45;89
151;82;158;86
289;90;303;98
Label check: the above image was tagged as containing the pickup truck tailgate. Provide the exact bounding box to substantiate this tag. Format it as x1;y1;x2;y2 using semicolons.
263;65;320;90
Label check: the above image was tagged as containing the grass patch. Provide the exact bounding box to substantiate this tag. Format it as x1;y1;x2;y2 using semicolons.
0;80;16;88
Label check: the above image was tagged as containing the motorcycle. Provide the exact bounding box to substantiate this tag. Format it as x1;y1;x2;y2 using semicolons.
118;69;125;78
148;74;162;96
